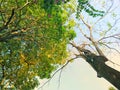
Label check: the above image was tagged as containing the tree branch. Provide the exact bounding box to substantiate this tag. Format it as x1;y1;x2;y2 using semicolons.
37;57;78;89
0;9;15;32
70;42;120;89
100;42;120;55
57;69;63;89
18;0;31;10
98;33;120;42
79;14;105;56
94;0;114;25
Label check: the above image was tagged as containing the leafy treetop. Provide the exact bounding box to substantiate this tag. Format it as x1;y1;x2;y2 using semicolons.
0;0;75;89
77;0;104;18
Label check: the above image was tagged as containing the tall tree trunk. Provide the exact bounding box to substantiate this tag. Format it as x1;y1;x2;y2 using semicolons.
70;42;120;89
83;50;120;89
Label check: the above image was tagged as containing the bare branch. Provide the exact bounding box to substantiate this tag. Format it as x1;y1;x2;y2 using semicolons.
38;57;78;89
109;0;120;13
104;18;120;36
77;24;91;40
100;42;120;55
70;42;120;67
79;14;105;56
80;15;92;31
94;0;114;25
97;18;120;42
98;33;120;42
57;69;63;89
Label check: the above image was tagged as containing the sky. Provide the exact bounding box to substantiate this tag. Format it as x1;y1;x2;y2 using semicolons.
36;58;115;90
36;0;120;90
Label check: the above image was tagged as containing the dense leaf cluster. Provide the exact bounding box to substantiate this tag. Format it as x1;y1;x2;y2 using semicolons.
0;0;75;89
77;0;104;18
43;0;70;13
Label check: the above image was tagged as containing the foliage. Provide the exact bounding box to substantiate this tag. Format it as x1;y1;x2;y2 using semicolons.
43;0;70;13
76;0;105;18
0;0;76;89
109;87;116;90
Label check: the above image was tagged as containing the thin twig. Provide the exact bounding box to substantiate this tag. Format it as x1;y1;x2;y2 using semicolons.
109;0;120;13
57;69;63;90
18;1;31;10
104;18;120;36
101;42;120;55
94;0;114;25
98;18;120;42
38;57;78;89
0;9;15;31
98;33;120;42
79;14;93;40
77;24;91;40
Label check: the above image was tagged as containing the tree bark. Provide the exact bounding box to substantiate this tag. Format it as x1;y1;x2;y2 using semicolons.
83;51;120;89
70;42;120;89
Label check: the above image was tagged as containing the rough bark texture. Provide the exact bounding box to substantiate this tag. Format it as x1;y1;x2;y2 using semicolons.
70;42;120;89
83;50;120;89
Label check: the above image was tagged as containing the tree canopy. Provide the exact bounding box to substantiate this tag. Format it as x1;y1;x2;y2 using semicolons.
0;0;76;89
0;0;120;90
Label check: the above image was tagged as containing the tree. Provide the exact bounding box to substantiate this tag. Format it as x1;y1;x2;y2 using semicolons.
70;0;120;89
0;0;76;89
0;0;120;90
39;0;120;89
